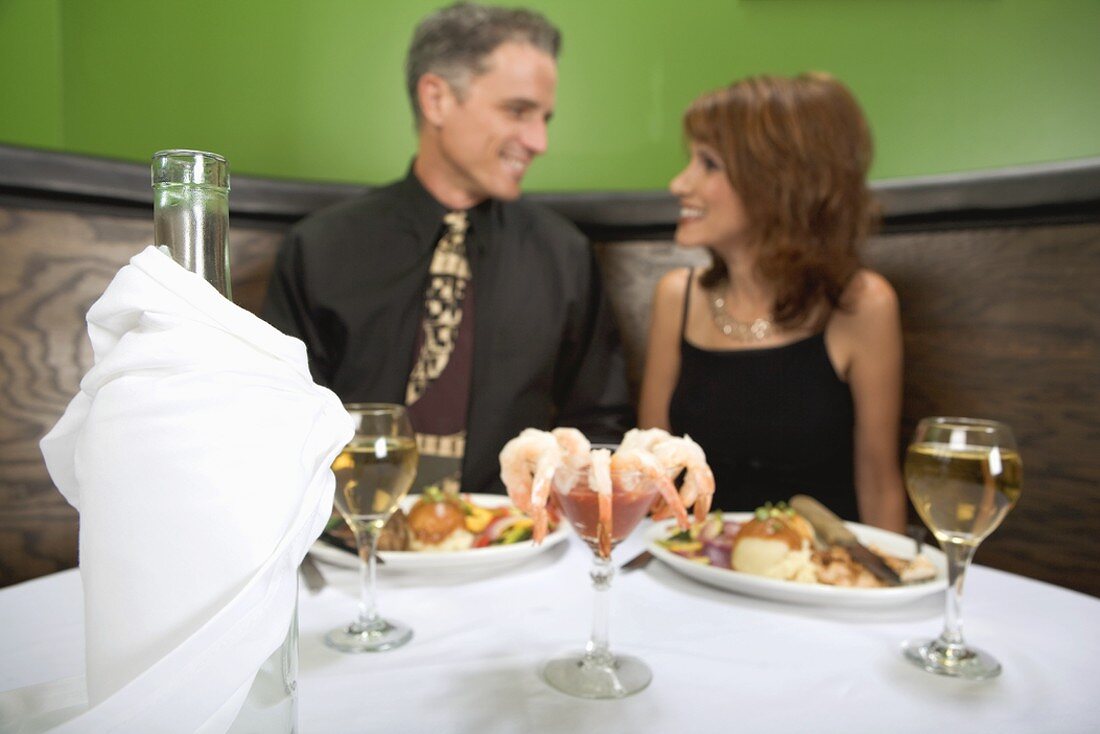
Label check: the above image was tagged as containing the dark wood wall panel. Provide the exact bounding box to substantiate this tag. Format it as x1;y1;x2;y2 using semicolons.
865;225;1100;593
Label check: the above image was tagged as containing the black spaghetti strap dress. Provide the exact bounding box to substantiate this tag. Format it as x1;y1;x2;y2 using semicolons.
668;272;859;520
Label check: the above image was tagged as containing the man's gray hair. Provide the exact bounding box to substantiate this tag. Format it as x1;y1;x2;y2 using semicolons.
405;2;561;126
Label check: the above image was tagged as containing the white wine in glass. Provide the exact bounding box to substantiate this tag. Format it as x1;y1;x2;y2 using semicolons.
325;404;418;653
902;417;1022;679
332;435;418;531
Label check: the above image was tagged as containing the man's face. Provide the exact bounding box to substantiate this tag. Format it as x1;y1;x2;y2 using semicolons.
430;42;557;203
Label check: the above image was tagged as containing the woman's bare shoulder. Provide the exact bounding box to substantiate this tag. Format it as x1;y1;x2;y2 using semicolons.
826;271;901;378
654;267;693;305
839;269;898;320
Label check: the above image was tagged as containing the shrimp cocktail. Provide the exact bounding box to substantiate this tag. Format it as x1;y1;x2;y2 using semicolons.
553;464;656;558
499;427;714;699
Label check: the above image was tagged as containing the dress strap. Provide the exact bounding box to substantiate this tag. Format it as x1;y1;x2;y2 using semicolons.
680;268;694;340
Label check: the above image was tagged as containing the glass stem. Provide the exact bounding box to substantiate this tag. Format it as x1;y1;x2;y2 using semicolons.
584;554;615;666
354;525;382;631
938;540;978;651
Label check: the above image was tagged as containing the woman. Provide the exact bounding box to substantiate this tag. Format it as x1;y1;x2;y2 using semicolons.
639;73;906;532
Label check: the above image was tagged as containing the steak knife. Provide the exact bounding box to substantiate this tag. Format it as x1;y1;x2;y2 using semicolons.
789;495;901;586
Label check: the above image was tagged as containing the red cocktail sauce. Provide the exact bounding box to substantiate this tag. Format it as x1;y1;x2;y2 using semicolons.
553;481;658;556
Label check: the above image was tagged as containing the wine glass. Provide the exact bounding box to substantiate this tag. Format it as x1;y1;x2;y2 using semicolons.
325;403;418;653
542;456;660;699
902;417;1022;679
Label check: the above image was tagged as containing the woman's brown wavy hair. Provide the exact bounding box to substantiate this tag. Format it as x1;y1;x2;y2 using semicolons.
684;72;878;329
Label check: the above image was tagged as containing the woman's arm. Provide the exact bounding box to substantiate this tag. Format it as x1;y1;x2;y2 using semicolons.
833;270;908;533
638;268;690;431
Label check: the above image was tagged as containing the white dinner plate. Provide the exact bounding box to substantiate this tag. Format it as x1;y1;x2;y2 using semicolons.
643;513;947;608
309;493;568;573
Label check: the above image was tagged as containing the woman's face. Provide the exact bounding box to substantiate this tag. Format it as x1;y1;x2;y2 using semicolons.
669;140;749;251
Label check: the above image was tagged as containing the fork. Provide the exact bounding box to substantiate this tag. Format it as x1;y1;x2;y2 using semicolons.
906;524;928;555
619;549;655;573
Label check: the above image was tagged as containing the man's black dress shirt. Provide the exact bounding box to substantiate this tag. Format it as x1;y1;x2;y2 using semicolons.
262;169;634;494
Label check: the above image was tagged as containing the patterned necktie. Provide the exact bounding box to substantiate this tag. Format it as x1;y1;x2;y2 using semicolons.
406;210;471;406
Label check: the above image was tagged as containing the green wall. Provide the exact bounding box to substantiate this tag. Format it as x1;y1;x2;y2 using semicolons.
1;0;62;148
2;0;1099;189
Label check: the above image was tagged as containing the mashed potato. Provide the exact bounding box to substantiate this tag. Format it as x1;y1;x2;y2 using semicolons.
732;537;818;583
730;512;819;583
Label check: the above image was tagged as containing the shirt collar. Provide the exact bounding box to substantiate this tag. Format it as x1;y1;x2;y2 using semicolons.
401;162;499;255
398;163;450;247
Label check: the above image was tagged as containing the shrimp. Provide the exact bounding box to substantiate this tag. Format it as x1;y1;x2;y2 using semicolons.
547;427;591;528
552;427;591;473
610;448;690;530
619;427;671;453
498;428;562;542
587;448;614;558
651;434;715;522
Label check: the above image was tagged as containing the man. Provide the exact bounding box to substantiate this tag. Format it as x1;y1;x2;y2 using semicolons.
263;2;632;494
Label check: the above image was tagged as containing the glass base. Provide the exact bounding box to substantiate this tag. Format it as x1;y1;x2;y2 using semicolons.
325;618;412;653
902;637;1002;680
542;651;652;699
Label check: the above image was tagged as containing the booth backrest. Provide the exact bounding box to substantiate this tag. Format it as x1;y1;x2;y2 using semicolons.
2;146;1098;595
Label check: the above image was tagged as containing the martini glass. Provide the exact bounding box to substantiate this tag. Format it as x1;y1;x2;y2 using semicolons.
543;462;660;699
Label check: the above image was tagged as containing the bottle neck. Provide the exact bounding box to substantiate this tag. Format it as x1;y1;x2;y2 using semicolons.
152;150;232;300
153;184;231;299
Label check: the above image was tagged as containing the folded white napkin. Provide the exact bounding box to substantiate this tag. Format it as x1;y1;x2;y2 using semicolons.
37;246;353;732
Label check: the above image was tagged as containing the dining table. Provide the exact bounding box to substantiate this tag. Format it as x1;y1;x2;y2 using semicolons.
1;523;1098;734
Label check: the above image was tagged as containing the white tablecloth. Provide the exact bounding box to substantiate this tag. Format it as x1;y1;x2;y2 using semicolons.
2;525;1098;733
